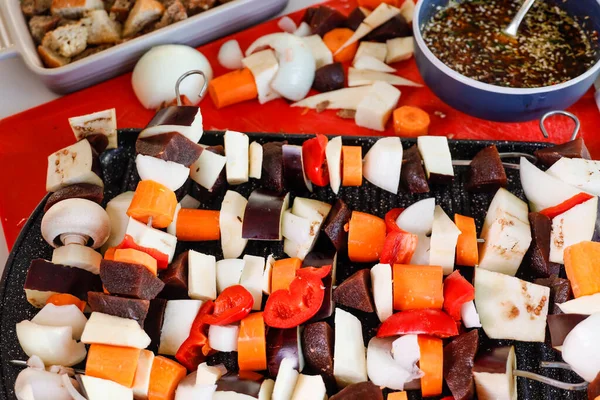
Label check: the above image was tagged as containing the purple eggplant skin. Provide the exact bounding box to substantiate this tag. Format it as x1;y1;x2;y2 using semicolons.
44;183;104;213
145;105;199;129
548;314;588;349
267;327;302;378
345;7;366;31
534;275;573;315
159;251;189;300
333;269;375;313
364;14;412;42
313;63;345;93
526;212;559;279
322;199;351;252
24;259;102;301
87;292;150;327
282;144;311;193
216;372;263;397
100;260;165;300
330;382;383;400
261;142;286;194
303;236;337;321
302;322;335;387
472;346;512;374
136;131;203;167
303;7;317;24
534;138;591;167
401;144;430;194
144;298;167;353
465;145;507;193
242;190;288;241
309;6;346;37
444;329;479;400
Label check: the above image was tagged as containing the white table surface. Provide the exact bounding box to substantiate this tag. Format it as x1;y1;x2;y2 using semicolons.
0;0;319;273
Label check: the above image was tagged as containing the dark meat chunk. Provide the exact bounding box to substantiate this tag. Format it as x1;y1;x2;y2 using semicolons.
548;314;587;350
144;298;167;352
302;7;317;25
444;329;479;400
87;292;150;327
322;199;351;251
159;251;189;299
401;144;429;194
309;6;346;37
44;183;104;213
534;275;572;314
332;269;375;313
29;15;61;44
345;7;367;31
364;14;411;42
313;62;345;93
136;131;203;167
534;138;591;167
100;260;165;300
466;145;507;192
330;382;383;400
526;212;559;278
261;141;285;193
302;322;335;389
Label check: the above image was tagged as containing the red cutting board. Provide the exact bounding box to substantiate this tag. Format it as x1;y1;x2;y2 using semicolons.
1;0;599;249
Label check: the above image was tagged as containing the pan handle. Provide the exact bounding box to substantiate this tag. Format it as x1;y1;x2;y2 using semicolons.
0;3;18;60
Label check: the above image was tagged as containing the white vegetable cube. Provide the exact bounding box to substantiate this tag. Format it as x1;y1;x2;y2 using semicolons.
31;303;87;340
282;210;312;245
547;158;600;196
69;108;118;149
220;190;249;259
190;147;226;191
196;362;227;386
417;136;454;180
371;263;393;322
482;188;529;232
46;139;103;192
399;0;415;22
135;154;190;192
259;379;276;400
353;55;396;73
125;217;177;263
188;250;217;301
242;50;281;104
132;350;154;400
159;300;203;356
461;300;482;328
52;243;102;275
81;312;150;349
241;255;265;310
355;81;401;131
386;37;414;64
209;324;239;352
303;35;333;69
224;130;250;185
80;375;133;400
334;308;368;387
355;41;388;62
263;255;276;295
550;197;598;264
249;142;263;179
291;374;327;400
104;191;135;249
272;357;300;400
216;258;246;293
429;206;461;275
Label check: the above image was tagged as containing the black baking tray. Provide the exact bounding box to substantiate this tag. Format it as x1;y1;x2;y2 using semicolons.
0;129;587;400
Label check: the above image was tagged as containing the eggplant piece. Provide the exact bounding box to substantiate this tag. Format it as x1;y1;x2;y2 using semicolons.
46;139;104;192
526;212;560;279
100;260;165;300
364;14;411;42
87;292;149;327
330;382;383;400
144;298;167;353
303;7;317;24
141;105;203;143
303;236;337;321
136;132;203;167
44;183;104;213
158;251;189;300
466;145;507;193
261;141;286;194
242;190;290;241
417;136;454;184
24;259;102;308
309;6;346;37
346;7;367;31
534;138;591;167
534;274;573;315
322;199;351;252
302;322;335;387
473;346;517;400
401;144;429;194
266;326;304;378
216;372;263;397
548;313;588;351
283;144;313;193
313;63;345;93
333;269;375;313
444;329;479;400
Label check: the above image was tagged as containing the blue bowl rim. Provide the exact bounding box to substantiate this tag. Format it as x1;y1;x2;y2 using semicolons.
413;0;600;95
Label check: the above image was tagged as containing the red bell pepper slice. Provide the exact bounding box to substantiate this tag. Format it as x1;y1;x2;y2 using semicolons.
296;265;332;280
176;300;214;371
302;134;330;187
443;270;475;321
202;285;254;326
379;230;418;265
116;234;169;269
377;309;459;339
540;192;594;219
384;208;405;233
264;275;325;328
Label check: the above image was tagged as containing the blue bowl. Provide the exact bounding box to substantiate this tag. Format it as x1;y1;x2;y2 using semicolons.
413;0;600;122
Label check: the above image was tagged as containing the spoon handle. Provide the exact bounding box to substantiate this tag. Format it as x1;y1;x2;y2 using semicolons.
503;0;537;37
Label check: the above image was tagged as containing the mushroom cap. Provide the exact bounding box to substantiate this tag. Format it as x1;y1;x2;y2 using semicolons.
42;198;111;249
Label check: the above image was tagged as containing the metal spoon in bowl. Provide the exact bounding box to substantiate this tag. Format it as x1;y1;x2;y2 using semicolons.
503;0;537;37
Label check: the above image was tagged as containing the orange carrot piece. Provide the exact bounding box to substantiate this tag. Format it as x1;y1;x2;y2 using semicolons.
271;258;302;292
127;180;177;229
148;356;187;400
238;312;267;371
564;241;600;298
85;344;141;388
104;247;117;261
208;68;258;109
418;335;443;398
342;146;363;186
393;264;444;311
348;211;386;262
387;392;408;400
46;293;86;312
323;28;358;63
454;214;479;267
175;209;220;241
393;106;431;137
114;248;158;275
358;0;400;8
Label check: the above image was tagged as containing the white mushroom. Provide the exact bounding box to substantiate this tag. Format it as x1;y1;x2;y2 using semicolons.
41;199;111;249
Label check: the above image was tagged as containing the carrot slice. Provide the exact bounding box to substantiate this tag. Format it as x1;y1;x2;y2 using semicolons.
342;146;363;186
208;68;258;109
358;0;400;8
393;264;444;311
348;211;386;262
114;248;158;275
454;214;478;267
393;106;431;137
271;258;302;292
564;241;600;298
46;293;86;312
323;28;358;63
237;312;267;371
418;335;443;397
127;180;178;229
85;344;141;388
175;209;220;241
148;356;187;400
387;392;408;400
104;247;117;261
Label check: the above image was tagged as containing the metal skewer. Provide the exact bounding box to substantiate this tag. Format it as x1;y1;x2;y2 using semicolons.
175;70;208;107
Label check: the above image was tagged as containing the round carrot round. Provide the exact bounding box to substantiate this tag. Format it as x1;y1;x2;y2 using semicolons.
393;106;431;137
323;28;358;63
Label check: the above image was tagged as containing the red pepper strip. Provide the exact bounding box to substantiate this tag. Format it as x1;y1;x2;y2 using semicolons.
377;309;459;339
379;230;418;265
384;208;405;233
302;134;330;187
443;270;475;321
296;265;332;280
441;397;455;400
203;285;254;326
264;275;325;328
539;192;594;219
176;300;214;371
117;234;169;269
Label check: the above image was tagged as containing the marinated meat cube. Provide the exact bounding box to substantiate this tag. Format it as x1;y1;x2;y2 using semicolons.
100;260;165;300
159;251;189;300
88;292;150;326
136;132;202;167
